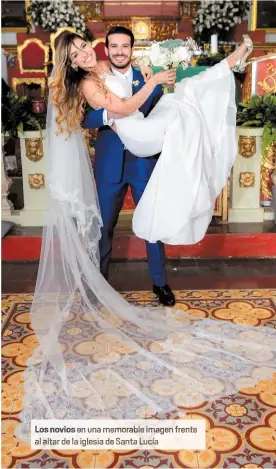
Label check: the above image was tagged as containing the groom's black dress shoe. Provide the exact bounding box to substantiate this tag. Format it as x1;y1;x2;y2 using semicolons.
153;284;175;307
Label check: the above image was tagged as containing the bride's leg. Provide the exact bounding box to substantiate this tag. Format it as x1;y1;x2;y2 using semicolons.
226;35;253;71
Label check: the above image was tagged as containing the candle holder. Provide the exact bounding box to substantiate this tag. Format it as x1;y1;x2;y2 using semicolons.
32;98;46;115
203;43;210;56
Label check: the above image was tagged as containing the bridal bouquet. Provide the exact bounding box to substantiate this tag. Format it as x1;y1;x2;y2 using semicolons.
135;38;200;70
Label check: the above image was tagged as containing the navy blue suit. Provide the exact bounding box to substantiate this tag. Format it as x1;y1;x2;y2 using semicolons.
83;67;167;286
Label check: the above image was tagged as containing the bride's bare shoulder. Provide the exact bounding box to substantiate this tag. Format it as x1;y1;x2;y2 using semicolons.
98;60;112;74
81;75;109;106
81;76;100;95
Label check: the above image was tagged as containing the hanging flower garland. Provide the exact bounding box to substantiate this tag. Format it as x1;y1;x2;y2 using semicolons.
28;0;86;35
193;0;250;42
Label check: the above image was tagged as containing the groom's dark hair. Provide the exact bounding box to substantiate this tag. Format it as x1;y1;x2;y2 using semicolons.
106;26;135;48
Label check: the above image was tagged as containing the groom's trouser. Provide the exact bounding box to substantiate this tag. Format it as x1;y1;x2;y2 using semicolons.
96;158;167;287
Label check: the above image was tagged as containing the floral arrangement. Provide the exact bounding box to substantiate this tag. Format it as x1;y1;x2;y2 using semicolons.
135;38;200;70
28;0;86;34
1;92;42;167
1;93;42;140
193;0;250;42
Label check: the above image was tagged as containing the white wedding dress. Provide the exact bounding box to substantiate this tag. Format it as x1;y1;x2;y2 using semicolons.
15;61;276;443
105;59;236;245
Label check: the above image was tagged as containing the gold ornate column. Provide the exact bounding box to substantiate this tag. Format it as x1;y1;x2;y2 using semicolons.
229;128;265;223
18;130;48;225
260;133;276;207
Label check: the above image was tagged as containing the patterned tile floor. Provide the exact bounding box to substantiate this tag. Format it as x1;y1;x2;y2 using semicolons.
2;290;276;469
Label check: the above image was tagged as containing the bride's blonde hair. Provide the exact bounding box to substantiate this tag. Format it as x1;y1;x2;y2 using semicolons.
50;31;107;135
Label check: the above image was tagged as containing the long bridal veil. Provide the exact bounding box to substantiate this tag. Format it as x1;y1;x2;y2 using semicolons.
16;86;276;443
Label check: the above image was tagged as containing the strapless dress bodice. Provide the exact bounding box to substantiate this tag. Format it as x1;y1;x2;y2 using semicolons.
101;72;132;99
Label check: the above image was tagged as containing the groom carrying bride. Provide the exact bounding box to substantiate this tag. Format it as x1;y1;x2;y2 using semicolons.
84;26;176;306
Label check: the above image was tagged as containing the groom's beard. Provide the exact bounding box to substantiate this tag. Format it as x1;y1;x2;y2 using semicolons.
108;56;132;70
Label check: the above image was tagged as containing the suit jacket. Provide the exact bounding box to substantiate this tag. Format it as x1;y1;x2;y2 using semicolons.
83;67;163;183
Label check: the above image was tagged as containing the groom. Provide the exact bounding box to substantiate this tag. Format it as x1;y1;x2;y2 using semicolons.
84;26;175;306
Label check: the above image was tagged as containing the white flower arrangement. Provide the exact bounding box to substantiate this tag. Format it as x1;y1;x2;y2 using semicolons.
135;38;200;70
193;0;250;40
28;0;86;34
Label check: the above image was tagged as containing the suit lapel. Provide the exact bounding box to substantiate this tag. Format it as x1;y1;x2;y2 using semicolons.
132;68;144;94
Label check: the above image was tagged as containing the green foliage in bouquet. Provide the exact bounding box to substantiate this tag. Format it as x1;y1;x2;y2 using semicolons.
158;39;189;49
236;94;276;129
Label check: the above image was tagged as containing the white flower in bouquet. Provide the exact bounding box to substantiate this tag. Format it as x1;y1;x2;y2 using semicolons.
172;46;190;64
149;43;161;63
156;49;172;69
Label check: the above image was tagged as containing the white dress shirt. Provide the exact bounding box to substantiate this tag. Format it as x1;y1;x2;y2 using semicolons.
102;66;133;126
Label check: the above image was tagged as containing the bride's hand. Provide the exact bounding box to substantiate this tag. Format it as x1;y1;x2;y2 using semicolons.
140;65;153;82
152;69;176;86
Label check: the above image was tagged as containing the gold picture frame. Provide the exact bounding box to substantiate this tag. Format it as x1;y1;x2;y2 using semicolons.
1;0;30;33
131;17;151;41
251;0;276;32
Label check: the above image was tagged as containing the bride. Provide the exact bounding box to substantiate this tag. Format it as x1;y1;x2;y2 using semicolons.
16;33;276;442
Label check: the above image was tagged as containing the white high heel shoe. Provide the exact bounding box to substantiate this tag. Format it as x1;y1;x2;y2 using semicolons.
232;34;253;73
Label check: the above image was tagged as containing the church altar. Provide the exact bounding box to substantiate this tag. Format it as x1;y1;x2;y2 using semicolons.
1;0;275;228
